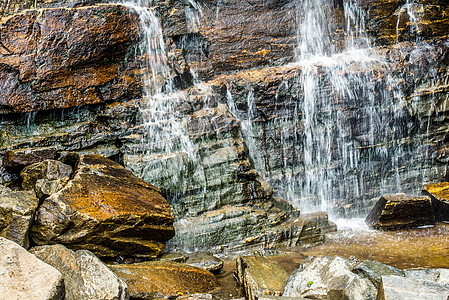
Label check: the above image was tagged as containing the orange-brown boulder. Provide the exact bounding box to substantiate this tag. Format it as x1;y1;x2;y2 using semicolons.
30;154;175;258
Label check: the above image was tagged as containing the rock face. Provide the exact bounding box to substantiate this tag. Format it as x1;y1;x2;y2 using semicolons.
235;255;290;300
0;237;65;300
423;182;449;222
0;190;39;247
108;261;219;299
283;256;376;300
30;154;175;258
31;244;129;300
365;194;435;230
377;275;449;300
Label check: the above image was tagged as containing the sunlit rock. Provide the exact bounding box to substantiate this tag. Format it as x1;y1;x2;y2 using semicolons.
365;194;435;230
235;255;290;300
283;256;376;299
31;244;129;300
0;237;65;300
30;154;175;258
377;275;449;300
423;182;449;222
185;252;224;274
108;261;219;299
0;190;39;248
352;260;405;288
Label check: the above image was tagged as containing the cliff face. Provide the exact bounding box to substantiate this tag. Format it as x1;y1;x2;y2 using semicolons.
1;0;449;250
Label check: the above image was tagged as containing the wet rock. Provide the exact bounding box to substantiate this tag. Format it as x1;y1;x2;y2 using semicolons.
30;154;174;258
0;237;65;300
177;294;217;300
3;147;58;169
235;255;290;300
0;190;39;248
31;244;129;300
352;260;405;288
423;182;449;222
20;160;72;195
108;261;219;299
283;256;376;300
365;194;435;230
377;275;449;300
159;252;189;263
186;252;224;274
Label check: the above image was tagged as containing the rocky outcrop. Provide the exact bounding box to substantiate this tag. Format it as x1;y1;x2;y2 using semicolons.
0;237;65;300
423;182;449;222
0;190;39;247
30;154;175;258
365;194;435;230
31;244;129;300
108;261;219;299
235;255;290;300
283;256;377;299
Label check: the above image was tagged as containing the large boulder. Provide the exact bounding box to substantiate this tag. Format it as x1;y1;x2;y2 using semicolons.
377;275;449;300
0;237;65;300
108;261;219;299
31;244;129;300
185;252;224;274
365;194;435;230
352;260;404;288
30;154;175;258
3;147;58;169
283;256;376;300
235;255;290;300
423;182;449;222
0;190;39;248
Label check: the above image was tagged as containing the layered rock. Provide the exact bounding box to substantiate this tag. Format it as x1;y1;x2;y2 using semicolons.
30;154;175;258
423;182;449;222
31;244;129;300
108;261;219;299
0;237;65;300
365;194;435;230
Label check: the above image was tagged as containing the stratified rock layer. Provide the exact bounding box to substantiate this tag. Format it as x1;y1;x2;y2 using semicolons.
423;182;449;222
30;154;175;258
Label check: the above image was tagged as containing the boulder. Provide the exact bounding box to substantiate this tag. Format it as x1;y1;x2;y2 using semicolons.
0;237;65;300
31;244;128;300
235;255;290;300
0;190;39;248
352;259;405;288
30;154;175;258
0;184;11;194
377;275;449;300
108;261;219;299
365;194;435;230
423;182;449;222
3;147;58;169
185;252;224;274
20;159;72;195
283;256;376;300
405;268;449;285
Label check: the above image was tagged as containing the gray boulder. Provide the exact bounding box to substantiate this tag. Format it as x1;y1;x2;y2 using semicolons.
186;252;224;274
283;256;376;300
377;275;449;300
352;259;404;287
0;190;39;248
31;244;128;300
0;237;65;300
235;255;290;300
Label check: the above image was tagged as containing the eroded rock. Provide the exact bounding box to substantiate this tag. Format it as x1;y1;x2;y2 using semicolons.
365;194;435;230
3;147;58;169
0;190;39;248
186;252;224;274
31;244;129;300
235;255;290;300
0;237;65;300
353;259;405;288
108;261;219;299
30;154;175;258
423;182;449;222
377;275;449;300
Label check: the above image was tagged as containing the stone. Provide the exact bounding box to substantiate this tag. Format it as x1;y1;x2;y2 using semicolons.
159;252;189;263
352;259;405;287
186;252;224;274
3;147;58;169
365;194;435;230
423;182;449;222
0;184;11;194
283;256;376;300
377;275;449;300
31;244;129;300
177;294;217;300
405;268;449;285
235;255;290;300
108;261;219;299
30;154;174;258
20;159;72;192
0;190;39;248
0;237;65;300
